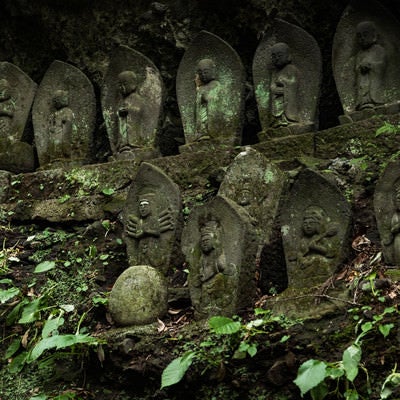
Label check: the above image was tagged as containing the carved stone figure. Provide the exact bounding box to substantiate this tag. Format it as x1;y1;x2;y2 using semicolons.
194;59;221;140
374;161;400;265
176;31;245;150
281;169;351;289
0;62;36;173
333;0;400;123
102;46;164;161
47;90;74;160
116;70;146;152
270;42;301;128
253;19;321;138
355;21;386;110
32;60;96;169
123;163;181;275
0;79;15;140
182;196;257;319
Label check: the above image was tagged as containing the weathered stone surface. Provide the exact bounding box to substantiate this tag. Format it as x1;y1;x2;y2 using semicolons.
0;62;36;173
281;169;351;289
123;162;181;274
218;147;286;247
333;0;400;122
176;31;245;147
253;19;321;136
109;265;168;326
33;60;96;169
182;195;257;319
374;160;400;265
102;45;164;161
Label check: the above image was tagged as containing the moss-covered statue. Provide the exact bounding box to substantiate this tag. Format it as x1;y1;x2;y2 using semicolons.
176;31;245;151
333;0;400;124
33;60;95;169
102;45;164;162
0;62;36;173
182;196;257;319
253;19;321;138
123;163;181;275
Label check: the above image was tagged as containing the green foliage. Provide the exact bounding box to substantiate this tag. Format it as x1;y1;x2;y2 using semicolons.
375;121;400;137
294;306;400;399
34;260;56;273
161;309;298;389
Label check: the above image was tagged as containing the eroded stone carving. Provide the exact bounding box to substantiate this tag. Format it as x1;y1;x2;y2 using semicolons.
282;170;351;289
253;19;321;138
182;196;257;319
0;62;36;173
123;162;181;274
33;60;96;169
374;160;400;265
102;46;164;161
176;31;245;150
218;147;286;248
333;0;400;124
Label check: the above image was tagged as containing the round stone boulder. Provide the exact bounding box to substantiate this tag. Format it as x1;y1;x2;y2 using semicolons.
109;265;168;326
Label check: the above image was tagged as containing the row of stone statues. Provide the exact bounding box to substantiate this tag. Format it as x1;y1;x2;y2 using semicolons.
1;0;398;173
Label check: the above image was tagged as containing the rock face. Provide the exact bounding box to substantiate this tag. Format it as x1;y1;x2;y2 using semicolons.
281;169;352;289
176;31;245;148
182;195;258;319
253;19;321;137
33;60;96;169
109;265;168;326
374;160;400;266
101;45;164;162
333;0;400;124
123;162;181;275
0;62;36;173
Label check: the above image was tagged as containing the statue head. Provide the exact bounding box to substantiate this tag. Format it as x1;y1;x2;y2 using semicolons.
196;59;217;85
271;42;291;69
302;206;326;237
53;90;69;110
237;181;252;206
356;21;378;50
0;79;11;101
118;71;137;96
199;220;219;254
138;193;154;218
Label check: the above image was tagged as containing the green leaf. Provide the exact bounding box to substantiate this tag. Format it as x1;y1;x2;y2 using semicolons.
294;359;327;397
4;337;21;359
29;395;48;400
18;298;42;324
381;371;400;399
42;316;65;338
247;343;257;357
344;389;359;400
326;365;345;379
161;351;195;389
208;316;241;335
379;323;394;338
29;334;99;362
310;381;329;400
0;287;20;303
102;188;115;196
342;344;361;382
34;261;56;273
8;351;28;373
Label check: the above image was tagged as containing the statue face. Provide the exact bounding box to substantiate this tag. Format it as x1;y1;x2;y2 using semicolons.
200;232;215;254
356;22;377;49
196;59;215;84
271;43;290;69
139;200;151;217
118;72;137;96
53;90;69;109
302;217;321;237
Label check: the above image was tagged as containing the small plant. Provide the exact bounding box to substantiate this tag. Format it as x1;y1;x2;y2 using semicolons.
161;309;297;389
